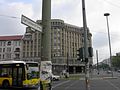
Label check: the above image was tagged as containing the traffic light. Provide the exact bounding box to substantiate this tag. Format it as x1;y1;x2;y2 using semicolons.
88;47;93;57
77;47;84;62
77;47;93;62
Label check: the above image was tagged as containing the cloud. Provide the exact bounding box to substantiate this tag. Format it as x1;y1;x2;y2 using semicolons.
0;1;33;35
93;32;108;48
51;0;82;26
0;0;120;63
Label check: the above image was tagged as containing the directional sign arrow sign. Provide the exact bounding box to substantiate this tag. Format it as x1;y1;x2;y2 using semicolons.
21;15;42;32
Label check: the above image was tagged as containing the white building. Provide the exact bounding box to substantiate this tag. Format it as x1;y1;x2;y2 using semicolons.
0;35;23;61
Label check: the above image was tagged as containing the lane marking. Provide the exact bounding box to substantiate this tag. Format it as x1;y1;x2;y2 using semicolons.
52;80;71;89
105;80;120;90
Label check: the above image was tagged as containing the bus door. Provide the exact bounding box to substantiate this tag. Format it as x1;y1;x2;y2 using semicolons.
12;67;23;87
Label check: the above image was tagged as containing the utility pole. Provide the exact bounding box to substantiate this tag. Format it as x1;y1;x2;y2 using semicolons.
96;50;99;74
82;0;90;90
41;0;51;90
41;0;51;61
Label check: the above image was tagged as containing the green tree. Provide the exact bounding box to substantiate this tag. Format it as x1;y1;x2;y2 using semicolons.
98;63;109;70
112;56;120;69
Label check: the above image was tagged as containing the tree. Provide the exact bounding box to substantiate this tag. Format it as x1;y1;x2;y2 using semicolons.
99;63;109;70
112;56;120;69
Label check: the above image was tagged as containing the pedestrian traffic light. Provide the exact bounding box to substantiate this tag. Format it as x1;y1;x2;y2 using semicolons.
77;47;84;62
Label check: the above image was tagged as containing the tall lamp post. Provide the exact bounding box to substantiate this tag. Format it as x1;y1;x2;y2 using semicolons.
104;13;113;76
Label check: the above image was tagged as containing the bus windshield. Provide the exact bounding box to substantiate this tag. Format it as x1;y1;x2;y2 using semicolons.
27;63;39;79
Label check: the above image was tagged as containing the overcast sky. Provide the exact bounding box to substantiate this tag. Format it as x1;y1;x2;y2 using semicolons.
0;0;120;64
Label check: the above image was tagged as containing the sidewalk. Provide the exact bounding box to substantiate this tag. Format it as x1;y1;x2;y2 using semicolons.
62;72;119;80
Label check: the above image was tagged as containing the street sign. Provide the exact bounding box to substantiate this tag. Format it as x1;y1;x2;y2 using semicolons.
21;15;42;32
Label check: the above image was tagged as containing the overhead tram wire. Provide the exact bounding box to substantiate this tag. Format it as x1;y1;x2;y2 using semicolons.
0;14;20;19
97;0;120;9
1;14;120;40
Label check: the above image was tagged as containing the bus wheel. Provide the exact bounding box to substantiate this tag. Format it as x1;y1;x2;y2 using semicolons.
2;80;10;88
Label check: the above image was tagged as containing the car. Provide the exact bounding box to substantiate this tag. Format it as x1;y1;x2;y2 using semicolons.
117;70;120;73
107;70;112;74
51;74;60;81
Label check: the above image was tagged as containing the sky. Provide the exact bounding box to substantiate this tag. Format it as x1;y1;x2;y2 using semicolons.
0;0;120;64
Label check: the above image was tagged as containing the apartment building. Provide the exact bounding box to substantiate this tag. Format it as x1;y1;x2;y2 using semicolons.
0;35;23;61
22;19;92;74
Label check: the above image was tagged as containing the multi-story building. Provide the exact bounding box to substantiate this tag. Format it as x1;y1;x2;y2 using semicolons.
21;27;41;62
0;35;23;61
0;19;92;74
22;19;92;74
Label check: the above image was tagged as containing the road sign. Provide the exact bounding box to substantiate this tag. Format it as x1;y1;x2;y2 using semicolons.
21;15;42;32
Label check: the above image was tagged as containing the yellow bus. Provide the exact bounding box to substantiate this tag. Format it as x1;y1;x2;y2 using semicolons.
0;60;40;88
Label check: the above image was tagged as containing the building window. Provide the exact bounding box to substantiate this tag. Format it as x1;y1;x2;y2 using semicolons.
3;48;5;52
6;53;11;59
7;41;11;46
3;42;6;46
31;52;33;57
34;52;36;57
23;52;25;58
3;54;4;59
0;48;2;52
15;48;20;52
0;42;2;46
15;54;20;59
7;48;11;52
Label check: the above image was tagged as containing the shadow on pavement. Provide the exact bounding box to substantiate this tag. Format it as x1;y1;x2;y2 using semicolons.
0;87;38;90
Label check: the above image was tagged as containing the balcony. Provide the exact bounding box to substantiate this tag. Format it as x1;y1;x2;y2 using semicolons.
14;48;20;52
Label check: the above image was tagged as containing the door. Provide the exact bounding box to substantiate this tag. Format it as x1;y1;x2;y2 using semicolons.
12;67;23;87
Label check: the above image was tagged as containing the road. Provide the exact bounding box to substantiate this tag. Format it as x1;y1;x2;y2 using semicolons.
0;79;120;90
0;71;120;90
52;78;120;90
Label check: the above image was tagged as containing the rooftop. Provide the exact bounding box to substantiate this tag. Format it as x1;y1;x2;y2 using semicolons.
0;35;23;41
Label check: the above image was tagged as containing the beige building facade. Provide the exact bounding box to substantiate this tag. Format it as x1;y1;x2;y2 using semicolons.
22;19;92;74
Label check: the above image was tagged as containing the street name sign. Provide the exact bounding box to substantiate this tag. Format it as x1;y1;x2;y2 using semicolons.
21;15;42;32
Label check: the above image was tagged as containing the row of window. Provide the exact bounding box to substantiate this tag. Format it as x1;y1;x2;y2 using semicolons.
22;52;41;58
0;41;21;46
0;48;20;53
0;54;11;59
0;53;20;59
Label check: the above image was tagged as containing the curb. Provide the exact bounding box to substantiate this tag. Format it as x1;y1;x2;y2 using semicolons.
102;77;118;79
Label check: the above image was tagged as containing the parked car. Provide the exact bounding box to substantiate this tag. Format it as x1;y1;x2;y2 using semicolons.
117;70;120;73
107;70;112;74
51;74;60;81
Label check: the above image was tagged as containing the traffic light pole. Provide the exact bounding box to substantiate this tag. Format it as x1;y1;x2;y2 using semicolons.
82;0;90;90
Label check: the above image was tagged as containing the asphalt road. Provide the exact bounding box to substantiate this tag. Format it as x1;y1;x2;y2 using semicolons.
52;78;120;90
0;71;120;90
0;79;120;90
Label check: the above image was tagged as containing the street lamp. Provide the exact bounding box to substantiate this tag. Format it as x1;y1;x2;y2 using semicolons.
104;13;113;75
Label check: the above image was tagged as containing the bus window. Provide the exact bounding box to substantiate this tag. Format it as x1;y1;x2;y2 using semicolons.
27;63;39;79
0;68;12;77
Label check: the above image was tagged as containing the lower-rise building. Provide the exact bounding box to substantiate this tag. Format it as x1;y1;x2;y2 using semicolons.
0;35;23;61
